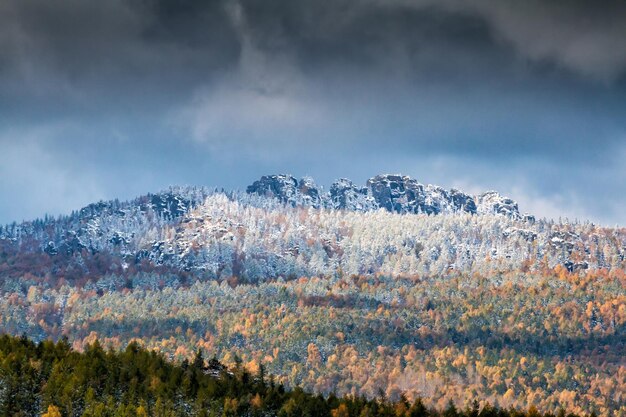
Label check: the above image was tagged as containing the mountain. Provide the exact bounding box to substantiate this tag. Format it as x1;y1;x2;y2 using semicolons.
1;174;625;416
0;174;622;288
2;173;621;288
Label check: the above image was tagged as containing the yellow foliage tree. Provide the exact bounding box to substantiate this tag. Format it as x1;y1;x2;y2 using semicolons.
42;405;62;417
331;403;350;417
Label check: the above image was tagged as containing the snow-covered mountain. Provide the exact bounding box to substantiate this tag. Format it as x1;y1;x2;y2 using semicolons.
0;174;624;288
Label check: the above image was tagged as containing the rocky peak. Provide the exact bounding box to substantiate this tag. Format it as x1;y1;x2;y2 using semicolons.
246;175;299;201
365;174;424;213
423;184;453;214
329;179;377;211
246;174;326;208
449;188;477;214
364;175;477;215
476;191;520;219
297;176;325;208
246;174;522;218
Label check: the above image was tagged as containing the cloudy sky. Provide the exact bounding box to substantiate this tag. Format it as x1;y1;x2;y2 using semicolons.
1;0;625;225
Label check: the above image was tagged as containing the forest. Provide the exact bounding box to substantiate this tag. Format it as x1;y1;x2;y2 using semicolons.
0;189;624;416
0;188;624;287
0;333;602;417
0;267;624;416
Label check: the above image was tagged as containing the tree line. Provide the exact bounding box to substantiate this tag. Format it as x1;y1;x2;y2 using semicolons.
0;334;595;417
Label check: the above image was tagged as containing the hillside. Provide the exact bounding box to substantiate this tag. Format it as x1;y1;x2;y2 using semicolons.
0;174;623;286
0;175;625;416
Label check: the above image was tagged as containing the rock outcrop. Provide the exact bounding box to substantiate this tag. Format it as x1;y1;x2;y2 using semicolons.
329;179;376;211
247;173;520;218
246;175;327;208
476;191;520;219
363;175;480;215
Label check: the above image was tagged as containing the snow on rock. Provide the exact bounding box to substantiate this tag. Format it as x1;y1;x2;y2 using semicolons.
247;173;519;218
329;178;377;211
246;174;327;208
476;191;521;218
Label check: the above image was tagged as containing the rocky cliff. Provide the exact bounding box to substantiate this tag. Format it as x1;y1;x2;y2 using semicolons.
247;174;526;219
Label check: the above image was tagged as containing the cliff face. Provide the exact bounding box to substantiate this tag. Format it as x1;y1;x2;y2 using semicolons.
247;173;522;218
246;175;326;208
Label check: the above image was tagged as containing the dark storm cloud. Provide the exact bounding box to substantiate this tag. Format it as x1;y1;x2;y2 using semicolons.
176;0;626;160
214;0;626;82
0;0;625;225
0;0;240;115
